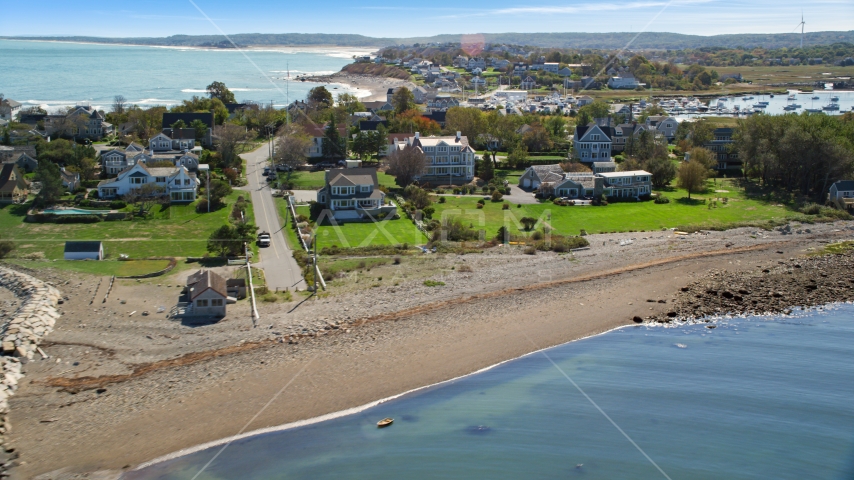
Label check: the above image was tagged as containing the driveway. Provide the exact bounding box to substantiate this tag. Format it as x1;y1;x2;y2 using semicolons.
503;184;539;204
240;143;306;291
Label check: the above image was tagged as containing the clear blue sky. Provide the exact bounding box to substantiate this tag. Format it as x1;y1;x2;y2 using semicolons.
4;0;852;38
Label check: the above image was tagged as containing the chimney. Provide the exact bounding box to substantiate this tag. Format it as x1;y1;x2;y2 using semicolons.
415;132;420;139
456;131;461;141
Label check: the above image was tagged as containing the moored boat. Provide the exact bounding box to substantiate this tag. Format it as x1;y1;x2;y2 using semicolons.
377;418;394;428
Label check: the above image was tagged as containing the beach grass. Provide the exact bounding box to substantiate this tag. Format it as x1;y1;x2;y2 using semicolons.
4;258;172;277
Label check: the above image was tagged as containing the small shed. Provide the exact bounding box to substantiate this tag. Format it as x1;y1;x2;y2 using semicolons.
187;270;228;317
64;241;104;260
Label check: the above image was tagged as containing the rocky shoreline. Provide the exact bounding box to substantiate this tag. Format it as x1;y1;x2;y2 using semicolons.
646;246;854;324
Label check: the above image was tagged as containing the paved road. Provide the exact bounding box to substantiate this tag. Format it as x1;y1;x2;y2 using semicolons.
240;143;306;291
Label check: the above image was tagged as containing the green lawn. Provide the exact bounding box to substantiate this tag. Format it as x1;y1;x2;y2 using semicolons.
289;204;427;248
1;191;249;260
433;179;801;236
279;170;398;190
4;259;172;277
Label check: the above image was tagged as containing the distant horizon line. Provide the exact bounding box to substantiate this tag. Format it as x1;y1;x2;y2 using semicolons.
3;29;854;39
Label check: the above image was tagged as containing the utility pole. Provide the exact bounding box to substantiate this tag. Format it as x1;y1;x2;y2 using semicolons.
313;235;318;294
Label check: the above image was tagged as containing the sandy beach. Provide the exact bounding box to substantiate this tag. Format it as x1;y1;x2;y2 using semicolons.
3;222;854;478
301;72;417;101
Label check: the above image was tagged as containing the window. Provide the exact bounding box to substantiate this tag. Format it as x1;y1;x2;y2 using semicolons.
197;299;208;307
175;179;181;185
130;177;145;184
184;179;191;186
211;299;223;307
156;177;166;183
592;134;600;141
360;185;370;192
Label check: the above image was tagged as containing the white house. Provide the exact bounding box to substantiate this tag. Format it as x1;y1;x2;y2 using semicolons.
97;163;199;203
608;74;643;89
149;128;196;153
186;270;228;317
828;180;854;210
60;167;80;191
101;149;133;175
395;132;476;185
64;241;104;261
576;96;594;106
598;170;652;198
0;99;22;122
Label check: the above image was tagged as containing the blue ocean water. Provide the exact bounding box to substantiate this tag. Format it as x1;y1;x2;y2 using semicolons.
0;40;371;111
127;304;854;480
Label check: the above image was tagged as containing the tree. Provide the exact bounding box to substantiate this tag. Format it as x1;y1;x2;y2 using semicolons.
645;156;677;189
506;142;528;168
274;123;311;169
387;145;428;187
576;101;611;126
33;161;63;206
322;117;345;160
520;217;537;231
522;123;554;152
190;119;208;144
208;179;233;207
677;160;711;199
307;86;333;112
392;87;416;114
543;115;568;143
125;182;167;214
206;81;236;104
2;128;10;146
391;109;441;135
445;107;484;142
478;156;494;181
214;124;254;169
170;119;187;130
687;147;716;169
207;225;243;257
112;95;127;115
336;93;365;114
485;110;520;167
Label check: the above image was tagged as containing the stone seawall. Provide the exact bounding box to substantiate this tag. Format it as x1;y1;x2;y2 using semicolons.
0;266;62;464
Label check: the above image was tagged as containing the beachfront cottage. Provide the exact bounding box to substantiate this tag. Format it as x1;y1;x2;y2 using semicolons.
64;241;104;261
97;163;198;203
518;164;564;189
828;180;854;211
598;170;652;199
186;270;228;317
316;165;395;222
0;164;29;203
393;132;476;185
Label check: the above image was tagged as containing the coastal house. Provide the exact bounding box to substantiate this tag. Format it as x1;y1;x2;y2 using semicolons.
64;241;104;261
100;149;133;175
0;164;29;203
9;153;38;173
612;123;655;153
828;180;854;211
96;163;199;203
573;122;614;162
609;104;632;117
161;113;214;146
644;115;678;141
44;106;112;140
0;99;22;122
412;86;431;104
520;76;537;90
60;167;80;191
576;96;594;107
607;74;643;89
362;100;394;113
518;164;564;189
703;128;740;171
149;129;197;153
395;132;476;185
550;174;604;199
558;67;573;77
186;270;228;317
598;170;652;198
315;165;394;222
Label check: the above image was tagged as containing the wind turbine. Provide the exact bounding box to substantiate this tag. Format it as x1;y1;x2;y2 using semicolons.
795;13;806;49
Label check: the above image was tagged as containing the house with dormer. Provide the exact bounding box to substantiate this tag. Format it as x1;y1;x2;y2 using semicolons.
44;106;112;140
394;132;476;185
518;164;564;189
644;115;678;141
574;122;614;162
97;163;199;203
149;128;197;153
100;149;133;175
0;164;29;203
316;166;394;221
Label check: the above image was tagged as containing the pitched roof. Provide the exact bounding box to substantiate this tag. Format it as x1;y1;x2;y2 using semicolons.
162;112;214;129
831;180;854;191
0;164;28;193
187;270;227;300
325;167;378;188
162;128;197;140
64;241;102;253
592;161;617;168
303;123;348;138
527;164;564;182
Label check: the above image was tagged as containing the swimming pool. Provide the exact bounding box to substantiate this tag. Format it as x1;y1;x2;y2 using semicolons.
42;208;111;215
